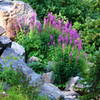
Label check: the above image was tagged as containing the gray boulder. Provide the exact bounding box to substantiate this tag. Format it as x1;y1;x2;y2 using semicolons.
65;76;80;91
40;83;63;100
11;42;25;56
0;47;43;87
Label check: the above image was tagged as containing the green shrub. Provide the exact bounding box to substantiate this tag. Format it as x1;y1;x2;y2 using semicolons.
22;0;91;23
16;30;41;60
0;85;49;100
89;48;100;92
39;26;60;62
28;62;46;74
0;67;25;86
50;46;88;88
81;18;100;53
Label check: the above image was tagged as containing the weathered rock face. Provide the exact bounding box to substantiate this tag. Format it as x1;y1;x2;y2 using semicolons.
0;0;35;38
65;76;80;91
0;47;43;87
11;42;25;56
0;36;12;55
0;36;43;87
0;26;6;36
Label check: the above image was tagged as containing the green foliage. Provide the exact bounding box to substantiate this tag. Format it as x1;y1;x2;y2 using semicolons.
0;85;49;100
16;26;60;63
22;0;92;23
16;30;41;59
28;62;46;74
79;93;100;100
0;66;49;100
39;26;60;61
79;48;100;100
0;67;25;86
89;48;100;92
50;46;88;87
81;18;100;53
22;0;100;54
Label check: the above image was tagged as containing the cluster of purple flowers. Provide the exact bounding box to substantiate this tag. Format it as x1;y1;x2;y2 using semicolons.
48;34;55;45
16;12;42;32
44;13;82;51
16;12;82;51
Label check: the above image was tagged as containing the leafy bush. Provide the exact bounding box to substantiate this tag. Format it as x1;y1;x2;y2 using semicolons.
0;67;25;86
22;0;91;23
81;18;100;53
51;46;88;88
22;0;100;55
0;85;49;100
0;66;49;100
89;48;100;92
16;30;41;60
28;62;46;74
16;13;88;85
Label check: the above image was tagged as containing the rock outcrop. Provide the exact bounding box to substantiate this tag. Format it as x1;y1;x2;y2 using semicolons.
65;76;80;91
0;36;43;87
40;83;64;100
0;0;36;38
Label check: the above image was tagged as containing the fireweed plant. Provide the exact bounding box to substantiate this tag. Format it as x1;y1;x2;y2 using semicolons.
43;13;88;87
16;13;88;84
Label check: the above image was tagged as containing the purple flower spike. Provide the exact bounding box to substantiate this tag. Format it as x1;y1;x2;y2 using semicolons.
69;52;72;57
78;40;82;50
36;21;42;32
50;34;54;40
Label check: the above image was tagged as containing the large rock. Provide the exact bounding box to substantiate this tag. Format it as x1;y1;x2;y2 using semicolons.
0;0;35;38
40;83;63;100
0;36;12;55
65;76;80;91
0;47;43;87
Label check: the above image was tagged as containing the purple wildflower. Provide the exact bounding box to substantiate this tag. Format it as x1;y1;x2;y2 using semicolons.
69;52;72;57
36;21;42;32
50;34;54;40
29;12;37;31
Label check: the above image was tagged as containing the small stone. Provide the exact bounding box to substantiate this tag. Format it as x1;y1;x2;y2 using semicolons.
65;76;80;91
28;56;40;63
42;71;54;83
